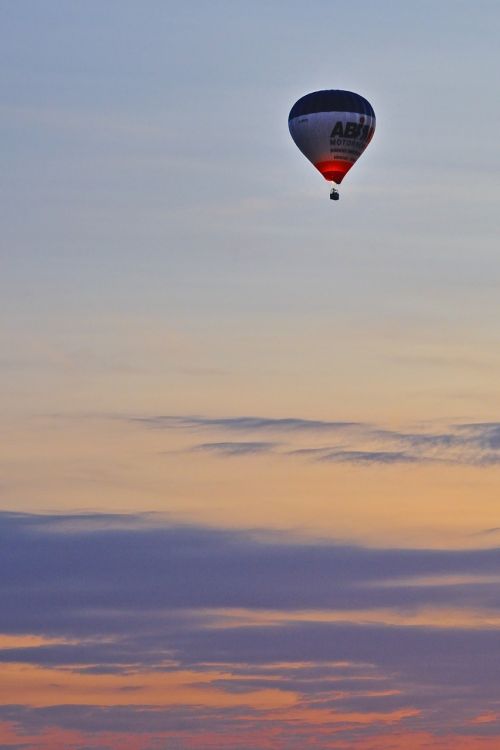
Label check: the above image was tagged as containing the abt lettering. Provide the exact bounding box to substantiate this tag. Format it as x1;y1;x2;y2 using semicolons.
330;121;372;141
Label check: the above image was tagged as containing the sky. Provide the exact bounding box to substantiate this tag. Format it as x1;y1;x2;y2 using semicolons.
1;1;500;748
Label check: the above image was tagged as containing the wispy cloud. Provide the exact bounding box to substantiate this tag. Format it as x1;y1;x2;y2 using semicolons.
458;422;500;449
129;414;500;467
133;415;361;433
192;441;279;456
318;449;419;464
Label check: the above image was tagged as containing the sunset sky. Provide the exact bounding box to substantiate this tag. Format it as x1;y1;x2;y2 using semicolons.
2;1;500;748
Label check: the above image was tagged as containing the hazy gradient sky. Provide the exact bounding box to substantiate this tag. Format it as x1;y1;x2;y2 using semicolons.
2;1;500;748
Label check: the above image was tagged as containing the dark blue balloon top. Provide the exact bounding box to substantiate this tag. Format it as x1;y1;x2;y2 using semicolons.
289;90;375;120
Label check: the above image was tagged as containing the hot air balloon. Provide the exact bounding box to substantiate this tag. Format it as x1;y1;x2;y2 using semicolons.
288;90;375;200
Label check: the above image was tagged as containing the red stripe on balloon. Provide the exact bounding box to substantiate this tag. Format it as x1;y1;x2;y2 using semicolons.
314;159;355;183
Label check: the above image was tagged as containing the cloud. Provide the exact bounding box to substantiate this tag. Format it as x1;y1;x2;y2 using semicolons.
128;414;500;468
0;704;254;736
132;415;361;433
192;441;279;456
4;512;500;607
318;450;419;464
2;511;500;619
1;512;500;746
458;423;500;450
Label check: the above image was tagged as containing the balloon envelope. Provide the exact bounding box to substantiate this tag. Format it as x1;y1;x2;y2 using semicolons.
288;90;375;184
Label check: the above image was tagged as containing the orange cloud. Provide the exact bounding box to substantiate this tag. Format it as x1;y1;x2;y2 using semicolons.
0;662;295;710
